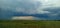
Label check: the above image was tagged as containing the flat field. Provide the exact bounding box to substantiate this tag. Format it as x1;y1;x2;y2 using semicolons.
0;20;60;28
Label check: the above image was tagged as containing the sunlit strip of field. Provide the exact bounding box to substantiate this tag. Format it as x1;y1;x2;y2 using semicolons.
0;20;60;28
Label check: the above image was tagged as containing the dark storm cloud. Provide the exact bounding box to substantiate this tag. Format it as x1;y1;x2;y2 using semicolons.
0;0;41;19
0;0;60;20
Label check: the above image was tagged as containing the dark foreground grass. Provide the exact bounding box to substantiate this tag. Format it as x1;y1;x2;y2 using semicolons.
0;20;60;28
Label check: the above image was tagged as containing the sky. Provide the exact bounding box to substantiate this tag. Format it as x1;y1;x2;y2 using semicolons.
0;0;60;20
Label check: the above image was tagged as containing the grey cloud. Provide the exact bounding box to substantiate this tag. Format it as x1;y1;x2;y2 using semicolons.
40;7;60;20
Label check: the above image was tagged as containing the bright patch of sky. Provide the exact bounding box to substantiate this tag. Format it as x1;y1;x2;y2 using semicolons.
40;0;60;7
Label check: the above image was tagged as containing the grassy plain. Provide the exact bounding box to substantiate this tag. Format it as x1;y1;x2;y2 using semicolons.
0;20;60;28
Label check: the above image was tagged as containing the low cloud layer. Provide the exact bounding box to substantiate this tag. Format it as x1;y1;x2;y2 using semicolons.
12;16;36;20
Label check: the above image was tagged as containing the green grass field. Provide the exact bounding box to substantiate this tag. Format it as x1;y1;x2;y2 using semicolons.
0;20;60;28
